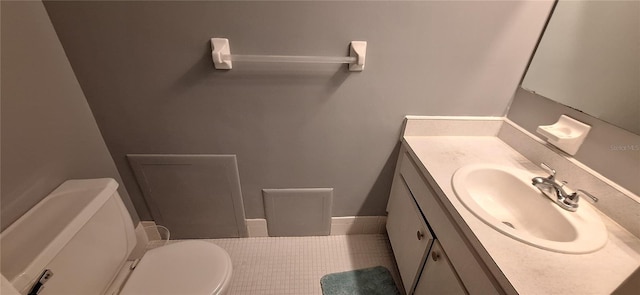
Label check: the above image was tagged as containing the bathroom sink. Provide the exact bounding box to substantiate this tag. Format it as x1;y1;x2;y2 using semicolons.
452;164;607;254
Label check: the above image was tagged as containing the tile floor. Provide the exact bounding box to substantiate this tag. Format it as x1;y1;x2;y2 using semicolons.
152;234;401;295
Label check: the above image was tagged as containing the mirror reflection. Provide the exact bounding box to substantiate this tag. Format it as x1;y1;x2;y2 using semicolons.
522;0;639;135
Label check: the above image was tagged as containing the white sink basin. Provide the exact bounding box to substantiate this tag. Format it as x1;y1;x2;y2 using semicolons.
452;164;607;254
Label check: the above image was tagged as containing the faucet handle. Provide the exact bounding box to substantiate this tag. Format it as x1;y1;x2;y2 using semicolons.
576;189;598;203
566;189;598;207
540;163;556;179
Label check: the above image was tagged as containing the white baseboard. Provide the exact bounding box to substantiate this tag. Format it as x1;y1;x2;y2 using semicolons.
246;219;269;237
330;216;387;235
140;217;388;239
129;221;152;259
141;221;162;241
246;216;387;237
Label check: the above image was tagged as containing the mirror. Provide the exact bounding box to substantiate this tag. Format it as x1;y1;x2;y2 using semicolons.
522;0;639;135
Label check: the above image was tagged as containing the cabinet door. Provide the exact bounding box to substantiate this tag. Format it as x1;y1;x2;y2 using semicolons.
414;240;468;295
387;177;433;294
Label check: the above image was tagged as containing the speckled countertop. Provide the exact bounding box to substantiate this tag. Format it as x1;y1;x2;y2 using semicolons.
403;135;640;294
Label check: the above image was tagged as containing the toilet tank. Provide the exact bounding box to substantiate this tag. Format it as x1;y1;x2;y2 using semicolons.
0;178;137;294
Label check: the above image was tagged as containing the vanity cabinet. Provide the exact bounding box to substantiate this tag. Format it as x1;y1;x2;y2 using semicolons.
387;145;500;294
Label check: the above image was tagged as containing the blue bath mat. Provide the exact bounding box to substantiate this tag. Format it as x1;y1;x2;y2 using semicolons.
320;266;400;295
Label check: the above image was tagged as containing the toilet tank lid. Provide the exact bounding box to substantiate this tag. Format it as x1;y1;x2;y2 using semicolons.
0;178;118;290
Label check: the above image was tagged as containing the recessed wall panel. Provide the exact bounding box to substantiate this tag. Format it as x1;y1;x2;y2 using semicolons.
128;154;247;239
263;188;333;237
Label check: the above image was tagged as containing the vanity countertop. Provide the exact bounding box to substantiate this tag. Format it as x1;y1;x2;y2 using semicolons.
403;135;640;294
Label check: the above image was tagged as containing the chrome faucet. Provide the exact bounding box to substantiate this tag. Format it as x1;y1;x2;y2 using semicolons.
531;163;598;212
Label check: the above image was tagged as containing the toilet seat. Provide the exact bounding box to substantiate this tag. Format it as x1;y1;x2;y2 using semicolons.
119;241;232;295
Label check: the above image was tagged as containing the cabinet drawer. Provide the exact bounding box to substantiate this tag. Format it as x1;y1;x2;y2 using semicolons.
386;176;433;294
399;152;500;294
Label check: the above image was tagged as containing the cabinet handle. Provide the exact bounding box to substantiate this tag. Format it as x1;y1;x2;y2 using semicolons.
432;251;440;261
417;230;424;240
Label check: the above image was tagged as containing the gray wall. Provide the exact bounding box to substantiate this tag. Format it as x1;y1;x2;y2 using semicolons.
0;0;139;231
507;88;640;196
43;1;552;220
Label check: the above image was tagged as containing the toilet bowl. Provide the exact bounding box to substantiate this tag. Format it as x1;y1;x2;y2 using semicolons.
0;178;232;295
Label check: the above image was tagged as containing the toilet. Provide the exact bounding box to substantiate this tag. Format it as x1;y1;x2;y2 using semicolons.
0;178;232;295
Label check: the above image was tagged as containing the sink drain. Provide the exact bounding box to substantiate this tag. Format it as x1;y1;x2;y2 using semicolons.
502;221;515;229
